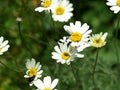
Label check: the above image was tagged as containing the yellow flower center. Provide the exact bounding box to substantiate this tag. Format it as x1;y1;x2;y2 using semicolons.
56;6;65;15
70;32;82;42
61;52;70;60
28;68;37;77
94;39;104;45
44;88;51;90
117;0;120;6
43;0;52;8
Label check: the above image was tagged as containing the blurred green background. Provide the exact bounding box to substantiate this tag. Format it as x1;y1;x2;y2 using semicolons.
0;0;120;90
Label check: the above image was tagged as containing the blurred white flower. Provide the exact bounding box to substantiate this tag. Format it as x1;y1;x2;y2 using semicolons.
24;58;43;86
64;21;92;47
0;36;10;55
106;0;120;13
35;0;56;12
52;41;84;65
51;0;73;22
33;76;59;90
89;32;108;48
16;17;22;22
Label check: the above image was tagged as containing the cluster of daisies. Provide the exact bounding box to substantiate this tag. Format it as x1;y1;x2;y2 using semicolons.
0;0;119;89
24;58;59;90
23;0;120;89
51;21;108;65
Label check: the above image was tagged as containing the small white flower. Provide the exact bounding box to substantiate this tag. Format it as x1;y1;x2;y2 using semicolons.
16;17;22;22
106;0;120;13
24;58;43;86
52;41;84;65
51;0;73;22
89;32;108;48
33;76;59;90
35;0;56;12
0;36;10;55
64;21;92;47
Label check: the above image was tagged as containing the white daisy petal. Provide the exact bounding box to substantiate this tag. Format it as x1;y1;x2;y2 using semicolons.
44;76;51;88
0;37;3;45
1;45;10;52
54;46;61;54
101;32;108;41
31;58;36;67
106;0;120;13
0;37;9;55
0;40;8;48
75;54;84;58
33;79;45;89
37;65;42;71
35;62;40;69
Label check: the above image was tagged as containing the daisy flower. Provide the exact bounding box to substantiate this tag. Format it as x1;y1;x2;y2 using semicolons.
35;0;56;12
33;76;59;90
106;0;120;13
64;21;92;47
0;36;10;55
52;41;84;65
89;32;108;48
24;58;43;86
51;0;73;22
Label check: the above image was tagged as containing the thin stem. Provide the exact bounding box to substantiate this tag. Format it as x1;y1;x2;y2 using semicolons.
26;34;47;46
0;60;23;72
17;21;32;56
114;19;119;62
70;64;77;82
0;60;8;68
49;10;58;40
70;63;83;89
92;48;99;88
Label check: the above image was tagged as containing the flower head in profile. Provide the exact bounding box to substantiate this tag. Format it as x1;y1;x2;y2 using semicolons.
35;0;56;12
33;76;59;90
52;38;84;65
51;0;73;22
89;32;108;48
24;58;43;86
0;36;10;55
64;21;92;47
106;0;120;13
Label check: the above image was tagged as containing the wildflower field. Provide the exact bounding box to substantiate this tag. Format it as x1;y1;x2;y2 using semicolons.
0;0;120;90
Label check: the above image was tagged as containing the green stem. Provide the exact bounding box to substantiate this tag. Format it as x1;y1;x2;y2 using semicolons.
92;48;99;88
0;60;22;72
70;63;83;89
0;60;8;68
70;64;77;82
49;10;58;40
114;19;119;62
17;21;32;56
